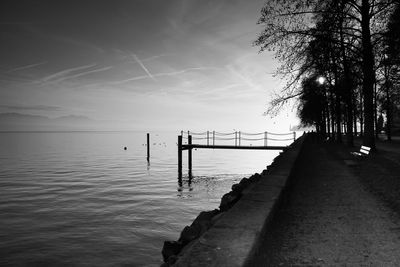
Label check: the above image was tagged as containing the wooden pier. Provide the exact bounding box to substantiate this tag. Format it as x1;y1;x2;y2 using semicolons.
178;130;296;179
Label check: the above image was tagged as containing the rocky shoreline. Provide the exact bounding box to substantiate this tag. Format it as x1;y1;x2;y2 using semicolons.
161;148;290;266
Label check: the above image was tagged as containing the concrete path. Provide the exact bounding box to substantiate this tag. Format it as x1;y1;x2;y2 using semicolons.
248;138;400;266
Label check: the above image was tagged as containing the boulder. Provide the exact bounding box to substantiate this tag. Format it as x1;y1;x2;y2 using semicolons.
162;241;184;262
239;177;251;188
249;173;261;182
192;210;219;226
191;209;220;234
219;192;241;211
167;255;178;265
231;183;245;193
179;225;201;245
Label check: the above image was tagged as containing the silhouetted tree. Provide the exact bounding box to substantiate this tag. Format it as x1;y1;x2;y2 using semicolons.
383;2;400;139
256;0;399;149
298;75;327;133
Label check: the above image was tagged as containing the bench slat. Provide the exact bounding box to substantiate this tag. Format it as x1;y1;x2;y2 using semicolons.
360;148;370;155
361;146;371;151
351;145;371;157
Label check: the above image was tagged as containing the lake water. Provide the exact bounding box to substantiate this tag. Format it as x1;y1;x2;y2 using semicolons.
0;131;291;266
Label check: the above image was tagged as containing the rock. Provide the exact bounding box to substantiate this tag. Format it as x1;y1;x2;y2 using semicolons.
167;255;178;265
231;183;245;193
179;225;201;244
231;183;239;191
219;192;240;211
249;173;261;182
162;241;184;262
191;209;220;234
192;210;219;225
239;177;251;187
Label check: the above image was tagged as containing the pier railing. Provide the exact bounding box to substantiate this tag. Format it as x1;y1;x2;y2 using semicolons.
180;130;296;146
177;130;297;179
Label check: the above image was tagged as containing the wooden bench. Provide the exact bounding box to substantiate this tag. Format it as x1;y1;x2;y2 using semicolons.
351;145;371;156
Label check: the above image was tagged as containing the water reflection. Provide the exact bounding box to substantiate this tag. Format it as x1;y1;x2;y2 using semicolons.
177;172;193;188
177;174;193;196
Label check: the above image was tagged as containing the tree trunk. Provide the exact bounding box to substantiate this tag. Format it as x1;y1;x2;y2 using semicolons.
354;109;358;137
335;88;342;143
361;0;376;149
340;18;354;146
374;82;379;138
385;79;392;141
359;89;364;137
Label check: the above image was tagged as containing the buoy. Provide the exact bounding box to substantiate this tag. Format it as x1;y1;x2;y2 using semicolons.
124;147;127;150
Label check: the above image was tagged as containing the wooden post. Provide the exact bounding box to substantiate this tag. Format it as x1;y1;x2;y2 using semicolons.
239;131;241;146
207;131;209;146
188;135;192;178
147;133;150;161
213;131;215;146
293;131;296;141
264;132;268;147
235;131;237;146
178;135;182;179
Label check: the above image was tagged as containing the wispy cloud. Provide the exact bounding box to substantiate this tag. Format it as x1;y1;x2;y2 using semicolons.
54;36;105;54
6;61;47;73
155;67;219;77
131;54;156;81
49;66;113;83
110;74;150;85
0;71;39;84
41;63;96;83
0;104;62;111
110;66;219;85
141;54;173;62
212;83;242;92
226;65;261;92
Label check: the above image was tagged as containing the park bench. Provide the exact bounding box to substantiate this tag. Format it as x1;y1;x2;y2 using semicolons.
351;145;371;157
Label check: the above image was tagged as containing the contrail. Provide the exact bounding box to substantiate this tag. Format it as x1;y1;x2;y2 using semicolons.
226;65;261;91
155;67;219;77
141;53;173;62
51;66;113;83
110;67;219;85
6;61;47;73
131;54;156;81
110;74;150;84
41;63;96;82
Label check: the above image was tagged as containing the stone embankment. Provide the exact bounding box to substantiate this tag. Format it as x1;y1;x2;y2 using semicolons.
161;134;306;266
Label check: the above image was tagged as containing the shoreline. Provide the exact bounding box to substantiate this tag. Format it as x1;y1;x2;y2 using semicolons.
161;134;306;266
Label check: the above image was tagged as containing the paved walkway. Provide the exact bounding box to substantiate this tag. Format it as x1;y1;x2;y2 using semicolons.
247;137;400;266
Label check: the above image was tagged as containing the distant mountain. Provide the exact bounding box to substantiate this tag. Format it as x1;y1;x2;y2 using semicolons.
0;112;49;121
0;112;100;131
53;115;93;124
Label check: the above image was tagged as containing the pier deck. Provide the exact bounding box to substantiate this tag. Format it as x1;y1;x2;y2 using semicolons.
181;144;287;150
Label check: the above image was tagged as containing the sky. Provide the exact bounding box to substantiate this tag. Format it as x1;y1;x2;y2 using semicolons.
0;0;298;132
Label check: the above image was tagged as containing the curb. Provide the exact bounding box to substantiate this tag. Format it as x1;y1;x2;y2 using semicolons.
161;133;307;266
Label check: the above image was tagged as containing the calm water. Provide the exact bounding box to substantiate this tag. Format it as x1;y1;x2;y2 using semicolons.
0;131;288;266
